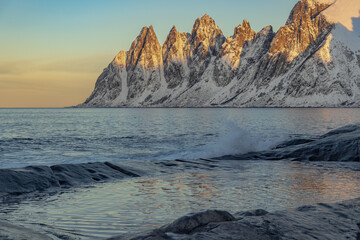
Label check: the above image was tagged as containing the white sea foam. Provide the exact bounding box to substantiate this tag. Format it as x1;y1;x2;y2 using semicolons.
176;122;287;160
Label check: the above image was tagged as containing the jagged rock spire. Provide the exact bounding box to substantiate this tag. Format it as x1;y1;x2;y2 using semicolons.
162;25;190;89
126;25;162;69
125;26;163;100
269;0;333;61
184;14;226;87
185;14;225;58
162;25;189;63
113;51;127;68
220;19;256;68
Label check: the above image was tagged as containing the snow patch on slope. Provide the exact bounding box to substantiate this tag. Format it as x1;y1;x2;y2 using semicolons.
317;34;333;62
332;24;360;52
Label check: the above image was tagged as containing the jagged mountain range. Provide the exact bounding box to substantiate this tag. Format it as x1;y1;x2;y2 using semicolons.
79;0;360;107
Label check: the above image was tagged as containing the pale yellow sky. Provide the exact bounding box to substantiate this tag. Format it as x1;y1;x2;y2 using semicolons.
0;55;113;107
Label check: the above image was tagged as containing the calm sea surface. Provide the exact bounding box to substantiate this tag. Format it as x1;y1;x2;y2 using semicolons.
1;108;360;168
1;108;360;239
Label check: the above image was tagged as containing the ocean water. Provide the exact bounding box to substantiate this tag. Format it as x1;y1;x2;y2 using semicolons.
1;108;360;168
2;160;360;239
1;108;360;239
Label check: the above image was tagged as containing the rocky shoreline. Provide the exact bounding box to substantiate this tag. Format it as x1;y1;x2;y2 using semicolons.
1;197;360;240
0;124;360;239
107;197;360;240
1;124;359;202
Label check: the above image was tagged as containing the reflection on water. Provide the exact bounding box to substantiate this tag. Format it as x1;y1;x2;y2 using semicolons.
1;161;360;239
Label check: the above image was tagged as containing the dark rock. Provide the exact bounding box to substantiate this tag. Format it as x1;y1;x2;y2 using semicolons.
107;229;169;240
0;220;52;240
50;162;134;187
235;209;269;218
160;210;235;234
216;123;360;162
108;198;360;240
275;138;315;148
0;166;59;197
0;162;141;198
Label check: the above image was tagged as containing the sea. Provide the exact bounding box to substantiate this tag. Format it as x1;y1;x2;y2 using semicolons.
1;108;360;239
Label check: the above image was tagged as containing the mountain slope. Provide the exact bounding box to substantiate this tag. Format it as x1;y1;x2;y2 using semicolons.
80;0;360;108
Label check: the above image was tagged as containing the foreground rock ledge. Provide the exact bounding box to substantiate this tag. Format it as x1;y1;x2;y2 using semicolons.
0;220;52;240
108;198;360;240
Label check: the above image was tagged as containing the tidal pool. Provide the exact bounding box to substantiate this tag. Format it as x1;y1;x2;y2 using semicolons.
1;160;360;239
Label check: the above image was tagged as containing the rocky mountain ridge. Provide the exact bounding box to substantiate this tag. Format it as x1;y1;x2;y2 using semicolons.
80;0;360;107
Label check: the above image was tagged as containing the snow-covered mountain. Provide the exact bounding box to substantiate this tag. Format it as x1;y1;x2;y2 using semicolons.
80;0;360;107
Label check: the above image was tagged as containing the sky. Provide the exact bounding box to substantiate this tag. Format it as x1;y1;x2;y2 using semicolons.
0;0;299;108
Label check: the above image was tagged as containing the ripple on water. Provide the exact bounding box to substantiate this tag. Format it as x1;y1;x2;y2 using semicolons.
1;161;360;239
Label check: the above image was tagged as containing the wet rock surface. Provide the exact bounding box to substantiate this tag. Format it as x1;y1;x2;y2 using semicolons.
0;220;52;240
160;210;235;234
216;124;360;162
0;162;142;200
108;197;360;240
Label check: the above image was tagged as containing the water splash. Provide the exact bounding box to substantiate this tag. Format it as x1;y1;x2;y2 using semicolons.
178;122;287;160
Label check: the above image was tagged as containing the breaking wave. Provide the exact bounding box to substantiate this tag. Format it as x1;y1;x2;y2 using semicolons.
200;122;286;158
174;122;287;160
